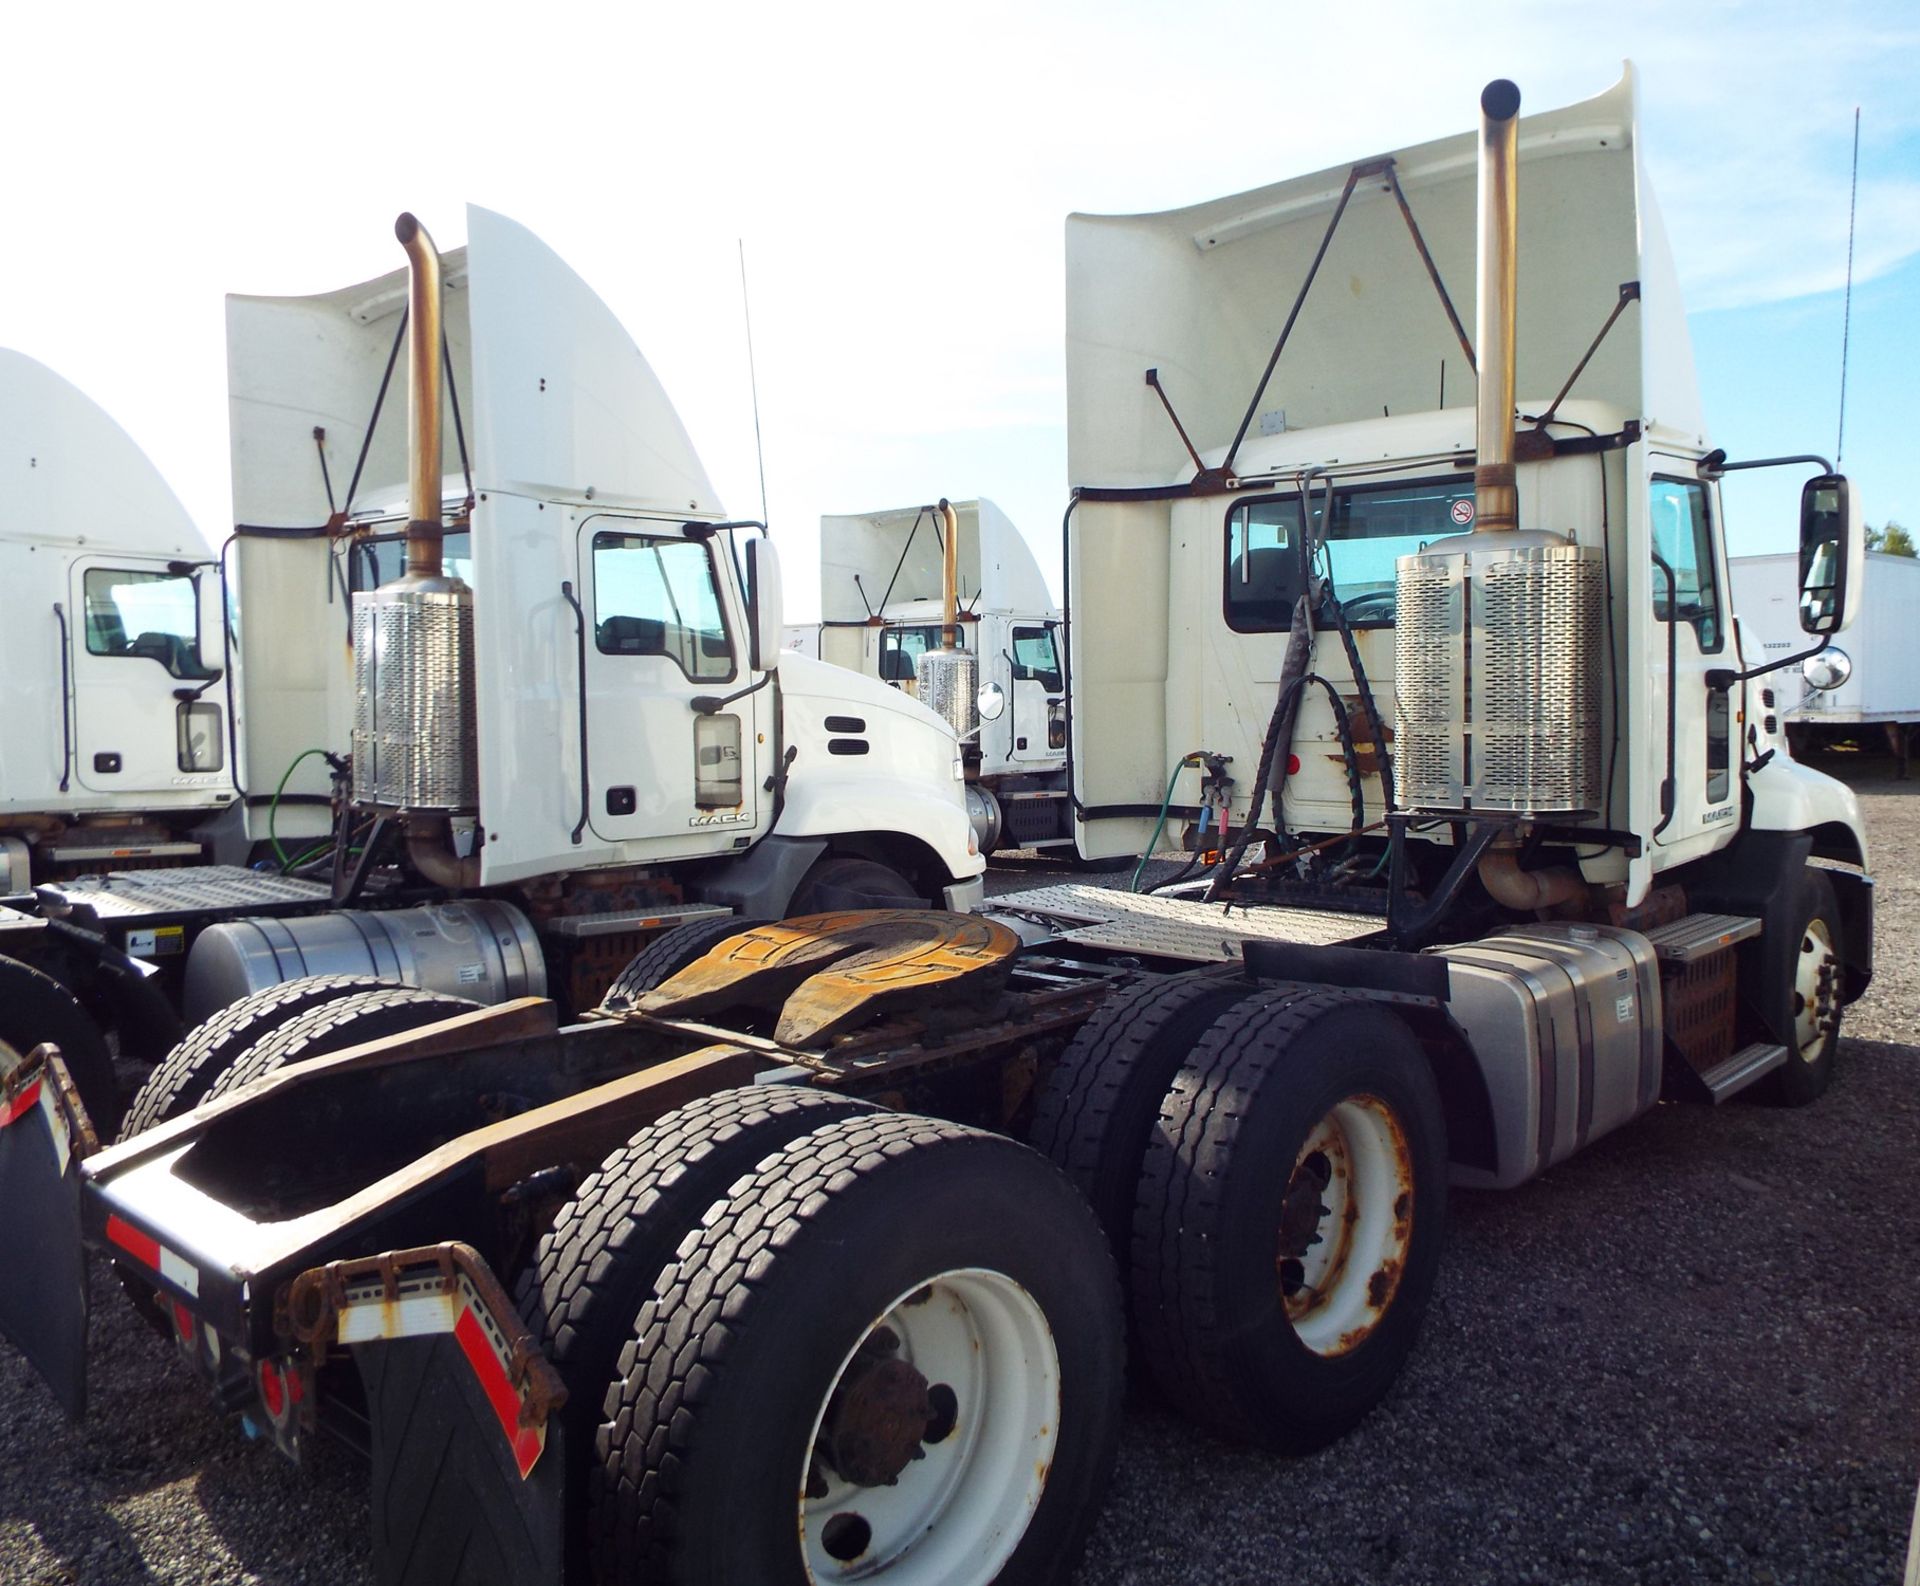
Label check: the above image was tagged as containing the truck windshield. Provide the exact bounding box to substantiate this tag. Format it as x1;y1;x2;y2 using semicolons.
350;531;474;591
1225;474;1475;631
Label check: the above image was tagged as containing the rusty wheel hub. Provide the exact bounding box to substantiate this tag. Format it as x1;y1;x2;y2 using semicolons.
815;1328;933;1489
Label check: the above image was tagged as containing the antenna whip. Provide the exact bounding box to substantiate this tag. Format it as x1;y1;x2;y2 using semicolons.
739;239;769;525
1838;107;1860;466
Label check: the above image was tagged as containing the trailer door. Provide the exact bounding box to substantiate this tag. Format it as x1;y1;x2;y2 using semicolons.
66;558;224;798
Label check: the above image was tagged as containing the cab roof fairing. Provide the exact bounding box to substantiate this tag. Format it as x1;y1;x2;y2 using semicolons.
820;498;1056;623
0;349;211;558
225;205;722;532
1063;64;1704;493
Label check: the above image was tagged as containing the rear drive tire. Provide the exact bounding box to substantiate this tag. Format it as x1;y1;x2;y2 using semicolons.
1133;992;1447;1451
1027;972;1256;1322
594;1114;1124;1586
787;856;924;914
599;917;764;1014
1758;867;1844;1106
204;986;482;1101
120;974;396;1139
0;953;118;1140
516;1084;876;1581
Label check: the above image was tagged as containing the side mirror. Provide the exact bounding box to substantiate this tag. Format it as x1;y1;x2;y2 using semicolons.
1802;648;1852;693
976;681;1007;722
745;538;783;672
1798;473;1863;635
194;568;229;676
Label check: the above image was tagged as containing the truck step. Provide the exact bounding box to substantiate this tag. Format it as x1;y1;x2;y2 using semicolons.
546;902;732;940
1698;1040;1790;1102
1643;912;1762;966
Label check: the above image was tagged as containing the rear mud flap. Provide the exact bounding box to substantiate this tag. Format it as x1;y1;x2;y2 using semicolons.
359;1335;567;1586
0;1051;95;1418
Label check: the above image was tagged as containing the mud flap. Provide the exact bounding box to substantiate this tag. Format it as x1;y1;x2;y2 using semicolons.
356;1335;566;1586
0;1051;94;1418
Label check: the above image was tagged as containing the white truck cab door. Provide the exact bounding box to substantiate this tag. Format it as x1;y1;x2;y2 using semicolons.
576;516;767;853
1007;621;1064;765
1645;462;1740;857
67;557;224;797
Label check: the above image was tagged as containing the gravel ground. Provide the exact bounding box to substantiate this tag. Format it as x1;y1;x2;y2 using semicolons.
4;768;1916;1585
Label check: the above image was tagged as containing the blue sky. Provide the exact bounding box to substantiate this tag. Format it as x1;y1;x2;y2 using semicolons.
0;1;1913;611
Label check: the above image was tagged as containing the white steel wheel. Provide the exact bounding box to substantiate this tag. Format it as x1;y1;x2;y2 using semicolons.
1277;1093;1415;1358
800;1269;1059;1584
1791;916;1840;1063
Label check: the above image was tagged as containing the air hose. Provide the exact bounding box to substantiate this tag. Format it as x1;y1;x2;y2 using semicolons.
1131;752;1208;892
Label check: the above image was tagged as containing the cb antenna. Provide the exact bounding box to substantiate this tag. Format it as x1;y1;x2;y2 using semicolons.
738;239;769;525
1837;107;1860;466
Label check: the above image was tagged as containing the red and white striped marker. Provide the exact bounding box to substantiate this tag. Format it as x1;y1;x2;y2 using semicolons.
105;1214;201;1297
334;1269;548;1478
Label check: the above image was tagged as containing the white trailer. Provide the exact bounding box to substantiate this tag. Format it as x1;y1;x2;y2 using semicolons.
0;352;236;890
1732;549;1920;773
814;498;1070;852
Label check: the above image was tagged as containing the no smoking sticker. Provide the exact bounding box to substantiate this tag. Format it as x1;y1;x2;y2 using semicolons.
1449;498;1475;525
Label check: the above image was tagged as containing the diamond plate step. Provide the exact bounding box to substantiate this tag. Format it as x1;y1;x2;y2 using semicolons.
1643;912;1762;966
1699;1040;1790;1102
992;883;1375;964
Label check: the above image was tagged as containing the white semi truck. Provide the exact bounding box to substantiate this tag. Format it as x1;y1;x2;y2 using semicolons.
0;70;1875;1586
790;497;1070;852
0;350;236;885
0;208;983;1133
1732;548;1920;775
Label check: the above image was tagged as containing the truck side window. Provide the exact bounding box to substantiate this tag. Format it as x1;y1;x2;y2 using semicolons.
592;531;736;683
880;624;957;683
1010;625;1063;692
1225;474;1474;632
1648;477;1723;653
81;568;219;680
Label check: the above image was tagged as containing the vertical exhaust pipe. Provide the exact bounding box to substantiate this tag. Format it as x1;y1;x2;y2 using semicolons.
395;212;445;577
1474;79;1521;534
939;497;960;648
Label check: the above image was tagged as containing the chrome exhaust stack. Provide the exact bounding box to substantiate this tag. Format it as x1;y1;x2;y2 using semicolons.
916;498;981;743
350;214;481;884
1392;81;1604;827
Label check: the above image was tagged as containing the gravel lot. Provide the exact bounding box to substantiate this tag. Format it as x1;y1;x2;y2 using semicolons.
4;768;1917;1585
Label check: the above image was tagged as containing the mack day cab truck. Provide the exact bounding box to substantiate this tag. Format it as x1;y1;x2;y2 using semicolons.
0;350;238;884
0;71;1873;1586
0;207;984;1136
785;496;1072;853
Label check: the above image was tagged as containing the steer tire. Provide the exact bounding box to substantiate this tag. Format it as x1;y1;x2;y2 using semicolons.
594;1114;1124;1586
120;974;396;1139
599;918;764;1014
1757;867;1844;1107
1132;991;1447;1452
0;954;117;1140
1027;971;1256;1325
204;986;482;1102
787;855;925;914
516;1084;877;1581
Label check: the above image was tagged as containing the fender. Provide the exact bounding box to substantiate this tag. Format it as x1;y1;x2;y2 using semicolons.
1746;755;1869;869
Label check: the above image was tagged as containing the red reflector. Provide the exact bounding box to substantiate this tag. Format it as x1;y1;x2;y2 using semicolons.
259;1360;286;1419
0;1079;42;1130
172;1300;193;1341
1286;754;1301;775
106;1215;162;1272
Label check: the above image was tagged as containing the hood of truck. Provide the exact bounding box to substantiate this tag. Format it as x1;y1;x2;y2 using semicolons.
1066;62;1700;489
226;205;719;528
